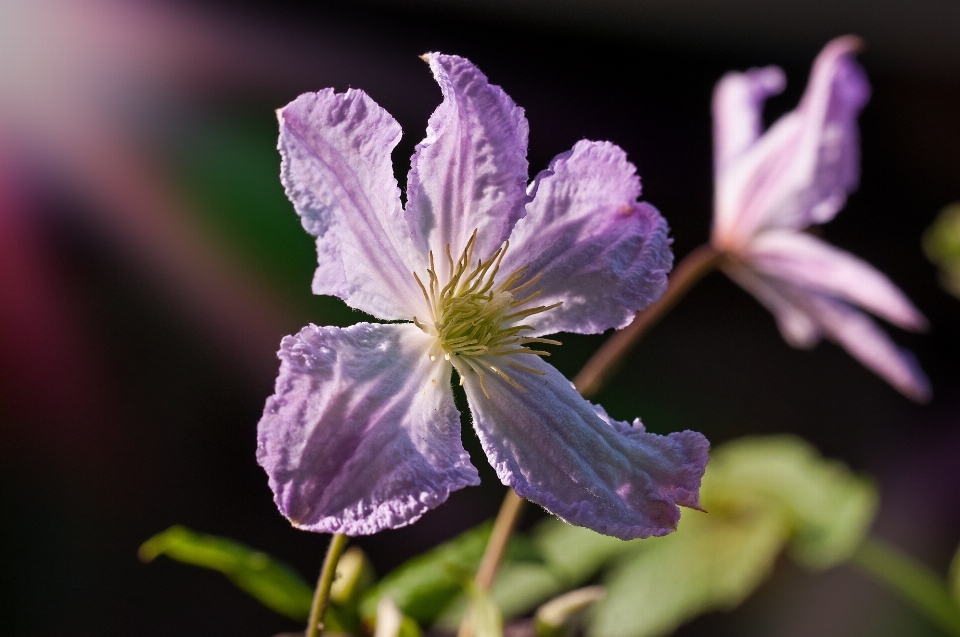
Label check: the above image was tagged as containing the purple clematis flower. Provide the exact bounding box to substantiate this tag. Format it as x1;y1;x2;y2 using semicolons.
257;54;709;539
711;36;931;402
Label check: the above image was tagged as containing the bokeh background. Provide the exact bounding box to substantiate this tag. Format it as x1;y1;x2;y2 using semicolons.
2;0;959;635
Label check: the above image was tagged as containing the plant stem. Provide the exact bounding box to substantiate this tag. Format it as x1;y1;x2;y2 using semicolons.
306;533;349;637
574;243;721;399
851;536;960;635
475;491;526;590
468;243;721;598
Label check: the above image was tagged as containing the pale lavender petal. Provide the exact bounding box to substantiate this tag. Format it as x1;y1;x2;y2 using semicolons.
804;295;932;402
257;323;479;535
461;356;709;540
714;37;870;249
405;53;529;276
712;65;786;173
746;231;928;331
723;260;821;348
500;141;672;336
279;90;426;320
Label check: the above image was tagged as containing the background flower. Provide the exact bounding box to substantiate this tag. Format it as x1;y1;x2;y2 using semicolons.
711;37;931;402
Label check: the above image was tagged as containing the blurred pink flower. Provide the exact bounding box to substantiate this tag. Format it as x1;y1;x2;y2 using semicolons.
711;36;930;402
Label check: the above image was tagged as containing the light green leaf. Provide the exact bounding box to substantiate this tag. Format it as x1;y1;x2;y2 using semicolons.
924;202;960;299
374;597;424;637
360;522;539;625
533;520;634;585
590;506;787;637
705;435;878;569
462;583;504;637
436;520;633;629
139;525;312;620
535;586;606;637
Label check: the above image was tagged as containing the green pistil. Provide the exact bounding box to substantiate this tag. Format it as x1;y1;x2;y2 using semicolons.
412;230;561;396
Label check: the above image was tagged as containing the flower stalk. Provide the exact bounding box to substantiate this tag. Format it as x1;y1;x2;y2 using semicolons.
306;533;349;637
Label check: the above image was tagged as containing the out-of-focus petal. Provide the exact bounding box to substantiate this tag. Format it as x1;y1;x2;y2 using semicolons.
501;141;672;336
257;323;480;535
714;36;870;249
405;53;529;276
805;295;932;402
723;260;821;348
712;66;786;173
746;231;928;331
461;356;709;540
279;89;426;320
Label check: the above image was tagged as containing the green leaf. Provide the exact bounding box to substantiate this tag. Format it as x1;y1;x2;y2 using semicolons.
704;435;878;570
591;506;787;637
535;586;606;637
924;202;960;299
588;435;878;637
851;538;960;636
139;525;312;620
462;583;504;637
360;522;539;625
436;520;634;629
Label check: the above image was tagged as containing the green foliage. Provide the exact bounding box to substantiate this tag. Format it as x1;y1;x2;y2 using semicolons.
923;202;960;299
591;505;786;637
535;586;606;637
587;435;878;637
139;525;313;620
851;538;960;636
703;435;878;570
360;522;539;625
462;582;504;637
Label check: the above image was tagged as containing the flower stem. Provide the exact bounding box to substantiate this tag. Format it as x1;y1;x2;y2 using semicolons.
850;537;960;635
306;533;349;637
467;243;721;602
574;243;721;399
475;490;526;590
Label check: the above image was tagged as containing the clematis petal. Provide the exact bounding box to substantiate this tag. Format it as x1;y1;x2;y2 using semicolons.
714;36;870;249
746;231;928;331
405;53;529;275
712;65;786;174
723;260;821;348
279;89;425;320
501;140;673;336
257;322;480;535
461;356;709;540
804;295;932;402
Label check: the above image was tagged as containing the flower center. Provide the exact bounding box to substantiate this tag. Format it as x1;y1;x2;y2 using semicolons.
412;230;561;396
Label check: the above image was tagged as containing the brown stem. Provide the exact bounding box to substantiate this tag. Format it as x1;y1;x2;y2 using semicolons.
474;490;526;590
573;243;721;399
306;533;348;637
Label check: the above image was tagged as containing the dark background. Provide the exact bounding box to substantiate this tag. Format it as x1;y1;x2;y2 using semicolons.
1;1;959;635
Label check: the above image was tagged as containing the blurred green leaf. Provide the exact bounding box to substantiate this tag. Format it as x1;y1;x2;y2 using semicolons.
705;435;878;570
139;525;312;620
535;586;606;637
591;506;786;637
588;435;877;637
851;538;960;635
360;522;539;625
436;519;634;629
373;597;424;637
924;202;960;299
331;546;376;608
462;583;504;637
